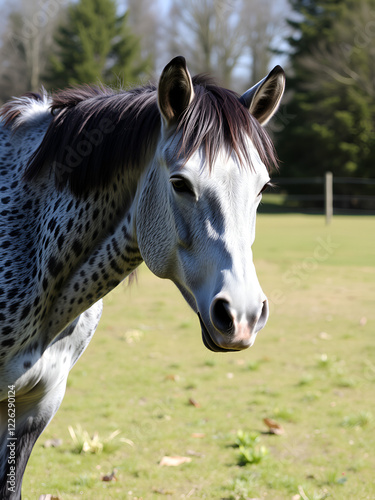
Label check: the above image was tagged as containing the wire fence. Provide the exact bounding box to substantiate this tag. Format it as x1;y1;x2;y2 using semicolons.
262;174;375;219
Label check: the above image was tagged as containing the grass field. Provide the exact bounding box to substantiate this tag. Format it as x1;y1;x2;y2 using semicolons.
23;214;374;500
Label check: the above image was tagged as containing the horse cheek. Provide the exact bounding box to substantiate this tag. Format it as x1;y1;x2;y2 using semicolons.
136;182;177;280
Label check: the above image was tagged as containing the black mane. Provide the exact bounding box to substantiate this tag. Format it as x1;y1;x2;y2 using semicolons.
3;76;278;196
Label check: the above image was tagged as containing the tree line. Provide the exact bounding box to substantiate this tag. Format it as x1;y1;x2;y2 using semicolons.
0;0;287;98
0;0;374;182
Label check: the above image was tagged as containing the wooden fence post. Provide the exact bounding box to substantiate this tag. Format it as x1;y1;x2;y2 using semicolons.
325;171;333;225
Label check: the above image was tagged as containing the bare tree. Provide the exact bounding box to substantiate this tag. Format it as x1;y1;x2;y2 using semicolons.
165;0;290;90
241;0;289;85
166;0;245;87
123;0;160;78
0;0;66;102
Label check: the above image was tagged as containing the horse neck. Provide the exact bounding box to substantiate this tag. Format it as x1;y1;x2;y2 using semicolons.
40;175;145;337
0;145;150;357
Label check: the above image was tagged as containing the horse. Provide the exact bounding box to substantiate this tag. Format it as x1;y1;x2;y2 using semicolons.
0;56;285;498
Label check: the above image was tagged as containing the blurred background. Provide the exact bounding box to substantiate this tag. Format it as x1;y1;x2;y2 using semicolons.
0;0;374;214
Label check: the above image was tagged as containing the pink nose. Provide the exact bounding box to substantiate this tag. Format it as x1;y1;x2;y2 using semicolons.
210;295;269;340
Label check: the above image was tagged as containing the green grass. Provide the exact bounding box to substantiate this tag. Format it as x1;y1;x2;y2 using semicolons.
23;214;375;499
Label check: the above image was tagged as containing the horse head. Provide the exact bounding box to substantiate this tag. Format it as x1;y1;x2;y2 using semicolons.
136;56;285;352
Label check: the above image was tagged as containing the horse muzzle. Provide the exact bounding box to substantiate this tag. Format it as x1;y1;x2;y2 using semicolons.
198;295;269;352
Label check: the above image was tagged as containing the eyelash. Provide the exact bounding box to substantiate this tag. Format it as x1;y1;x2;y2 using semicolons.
259;182;274;196
170;176;195;196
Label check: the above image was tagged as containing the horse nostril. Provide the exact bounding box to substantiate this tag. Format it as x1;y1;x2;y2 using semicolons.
255;299;269;332
211;298;234;335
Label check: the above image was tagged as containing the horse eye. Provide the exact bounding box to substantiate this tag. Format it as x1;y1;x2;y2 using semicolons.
258;182;273;196
170;177;194;195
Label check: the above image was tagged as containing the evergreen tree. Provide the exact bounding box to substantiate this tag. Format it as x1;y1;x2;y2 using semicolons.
46;0;150;89
276;0;375;181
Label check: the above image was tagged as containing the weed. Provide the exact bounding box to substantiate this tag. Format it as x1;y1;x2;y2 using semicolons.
204;359;216;367
179;321;192;329
247;361;260;371
301;391;321;402
234;430;260;448
233;431;268;466
298;373;314;386
225;473;258;499
73;474;96;488
340;411;373;428
316;353;331;369
237;445;268;466
325;470;348;486
273;406;296;422
168;362;180;369
336;377;357;388
68;425;121;454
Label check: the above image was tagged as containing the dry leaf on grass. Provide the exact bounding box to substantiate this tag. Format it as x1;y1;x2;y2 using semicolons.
188;398;200;407
159;456;192;466
101;469;117;482
263;417;284;435
191;432;205;438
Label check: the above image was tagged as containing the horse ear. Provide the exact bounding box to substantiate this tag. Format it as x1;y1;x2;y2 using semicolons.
240;66;285;126
158;56;195;127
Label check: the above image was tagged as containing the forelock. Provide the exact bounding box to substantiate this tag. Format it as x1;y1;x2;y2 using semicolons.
175;75;278;172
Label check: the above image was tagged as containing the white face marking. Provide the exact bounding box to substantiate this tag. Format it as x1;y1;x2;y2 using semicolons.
172;137;270;245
